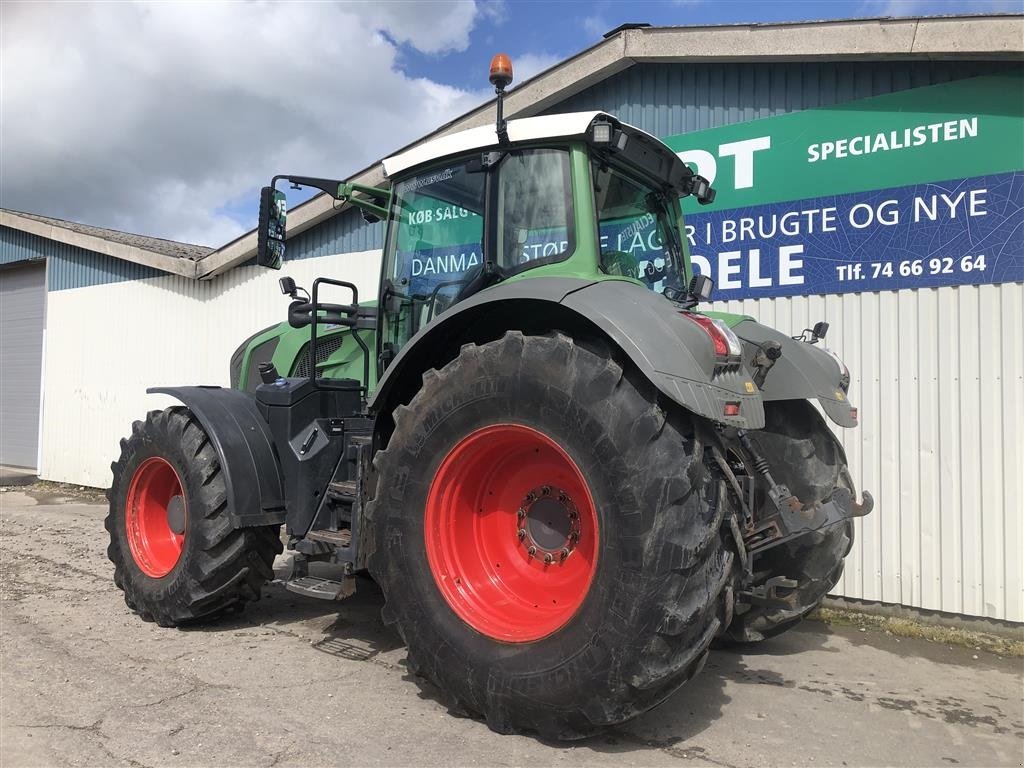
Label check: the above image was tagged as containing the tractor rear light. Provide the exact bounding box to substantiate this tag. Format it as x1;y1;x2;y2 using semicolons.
723;402;740;417
823;347;850;392
682;313;742;362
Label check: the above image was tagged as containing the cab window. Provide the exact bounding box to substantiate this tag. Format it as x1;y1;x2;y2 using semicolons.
496;148;574;272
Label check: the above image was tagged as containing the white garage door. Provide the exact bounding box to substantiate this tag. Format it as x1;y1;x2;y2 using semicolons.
1;262;45;469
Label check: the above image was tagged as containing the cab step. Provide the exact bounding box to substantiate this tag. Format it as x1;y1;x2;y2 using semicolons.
284;575;356;601
327;480;358;501
306;528;352;547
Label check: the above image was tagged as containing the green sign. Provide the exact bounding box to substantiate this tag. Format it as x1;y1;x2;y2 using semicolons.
666;72;1024;213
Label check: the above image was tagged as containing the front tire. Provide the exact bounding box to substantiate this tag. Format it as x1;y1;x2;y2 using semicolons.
105;407;282;627
367;332;732;738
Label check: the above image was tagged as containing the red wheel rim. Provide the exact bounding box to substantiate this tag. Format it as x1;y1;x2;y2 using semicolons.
425;424;599;642
125;457;187;578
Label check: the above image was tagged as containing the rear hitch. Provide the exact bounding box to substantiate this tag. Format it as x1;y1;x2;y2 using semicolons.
738;576;800;611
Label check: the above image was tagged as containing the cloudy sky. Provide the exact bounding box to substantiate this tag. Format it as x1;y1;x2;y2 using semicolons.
1;0;1014;247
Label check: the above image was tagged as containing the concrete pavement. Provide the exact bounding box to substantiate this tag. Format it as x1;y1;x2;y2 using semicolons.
1;488;1021;768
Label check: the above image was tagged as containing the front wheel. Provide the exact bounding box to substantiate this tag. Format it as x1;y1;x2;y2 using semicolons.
105;407;282;626
367;332;733;739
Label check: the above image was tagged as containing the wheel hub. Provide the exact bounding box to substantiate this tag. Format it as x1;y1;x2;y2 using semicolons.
166;495;187;535
517;485;580;563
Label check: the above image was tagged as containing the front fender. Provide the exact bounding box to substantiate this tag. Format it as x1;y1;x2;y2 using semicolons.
370;277;764;429
149;386;286;527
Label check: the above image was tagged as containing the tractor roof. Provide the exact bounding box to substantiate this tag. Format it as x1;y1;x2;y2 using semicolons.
382;110;687;183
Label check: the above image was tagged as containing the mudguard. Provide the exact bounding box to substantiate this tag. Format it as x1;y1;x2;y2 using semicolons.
732;320;858;428
149;386;286;527
370;277;765;429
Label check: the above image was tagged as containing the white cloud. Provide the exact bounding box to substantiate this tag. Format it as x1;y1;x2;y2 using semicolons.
582;15;609;39
513;52;562;84
0;1;497;246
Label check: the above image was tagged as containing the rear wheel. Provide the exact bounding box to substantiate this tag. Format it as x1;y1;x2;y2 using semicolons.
368;332;733;738
106;407;282;626
722;401;855;643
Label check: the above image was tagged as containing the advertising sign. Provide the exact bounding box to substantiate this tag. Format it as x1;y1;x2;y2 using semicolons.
665;72;1024;299
392;73;1023;301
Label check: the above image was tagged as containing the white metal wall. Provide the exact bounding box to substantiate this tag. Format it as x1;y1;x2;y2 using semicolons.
0;262;47;468
40;249;381;486
712;282;1024;623
41;261;1022;622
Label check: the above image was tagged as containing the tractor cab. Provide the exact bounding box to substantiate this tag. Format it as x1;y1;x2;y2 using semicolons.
254;57;716;384
375;110;714;361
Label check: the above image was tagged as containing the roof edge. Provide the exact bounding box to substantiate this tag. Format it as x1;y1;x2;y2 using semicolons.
0;210;199;279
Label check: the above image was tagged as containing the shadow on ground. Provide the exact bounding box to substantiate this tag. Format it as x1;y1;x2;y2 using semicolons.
181;552;840;755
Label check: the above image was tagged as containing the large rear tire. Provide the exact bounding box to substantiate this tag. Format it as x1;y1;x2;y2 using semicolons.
722;401;855;643
105;407;282;627
367;332;733;739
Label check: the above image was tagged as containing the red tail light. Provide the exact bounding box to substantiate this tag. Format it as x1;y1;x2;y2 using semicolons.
681;313;743;361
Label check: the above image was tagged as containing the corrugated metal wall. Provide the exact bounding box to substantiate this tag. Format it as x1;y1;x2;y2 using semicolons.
1;226;165;289
713;286;1023;623
550;60;1019;132
39;249;382;488
555;59;1023;623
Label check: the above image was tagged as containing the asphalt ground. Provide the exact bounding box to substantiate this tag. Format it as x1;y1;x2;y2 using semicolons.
1;486;1021;768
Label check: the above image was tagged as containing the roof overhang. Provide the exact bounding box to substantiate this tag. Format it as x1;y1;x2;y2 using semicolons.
0;209;199;279
196;13;1024;278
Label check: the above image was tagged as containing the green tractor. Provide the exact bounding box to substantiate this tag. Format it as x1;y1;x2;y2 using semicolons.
106;57;872;738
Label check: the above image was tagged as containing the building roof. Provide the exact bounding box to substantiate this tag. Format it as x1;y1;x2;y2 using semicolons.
197;13;1023;279
0;209;211;278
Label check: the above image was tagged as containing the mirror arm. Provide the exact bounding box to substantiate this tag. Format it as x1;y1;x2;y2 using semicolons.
275;174;343;198
337;182;390;220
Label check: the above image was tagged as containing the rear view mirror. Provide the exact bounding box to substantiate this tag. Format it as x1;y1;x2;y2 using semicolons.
257;186;286;269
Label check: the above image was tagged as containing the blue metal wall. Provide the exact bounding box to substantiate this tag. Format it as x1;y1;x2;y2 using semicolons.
287;207;382;261
0;226;163;291
547;60;1018;136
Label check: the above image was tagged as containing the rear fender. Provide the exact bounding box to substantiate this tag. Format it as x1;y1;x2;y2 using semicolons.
149;386;286;527
561;281;764;428
370;277;764;429
732;320;858;428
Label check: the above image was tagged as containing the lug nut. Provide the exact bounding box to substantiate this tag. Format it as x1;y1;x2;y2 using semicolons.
517;529;526;541
541;486;550;496
560;548;570;560
527;546;537;558
517;508;525;519
543;553;553;564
